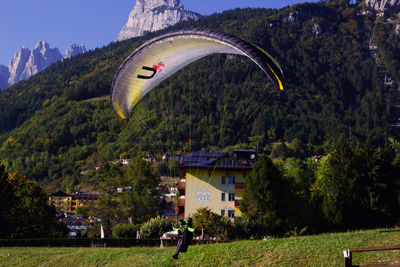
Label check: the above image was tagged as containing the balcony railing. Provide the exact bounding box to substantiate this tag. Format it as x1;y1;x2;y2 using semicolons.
178;198;185;207
235;182;245;190
178;180;186;190
234;199;241;207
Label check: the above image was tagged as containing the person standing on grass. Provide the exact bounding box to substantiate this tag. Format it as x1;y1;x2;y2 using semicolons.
172;218;194;259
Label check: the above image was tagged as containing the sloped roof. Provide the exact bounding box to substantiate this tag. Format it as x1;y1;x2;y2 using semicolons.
182;151;254;170
185;159;216;167
185;151;226;158
50;191;70;197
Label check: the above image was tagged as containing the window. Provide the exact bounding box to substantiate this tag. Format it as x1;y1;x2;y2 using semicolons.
223;175;236;185
221;175;226;184
218;158;238;167
228;193;235;201
221;210;225;216
221;192;225;201
228;210;235;218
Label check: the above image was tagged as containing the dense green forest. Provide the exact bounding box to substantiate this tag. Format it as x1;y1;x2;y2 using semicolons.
0;1;400;191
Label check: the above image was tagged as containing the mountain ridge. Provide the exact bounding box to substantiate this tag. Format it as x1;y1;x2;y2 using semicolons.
116;0;202;41
0;0;200;90
0;2;399;188
0;42;86;90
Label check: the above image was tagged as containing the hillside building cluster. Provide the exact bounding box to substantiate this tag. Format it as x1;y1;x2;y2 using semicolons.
48;149;257;236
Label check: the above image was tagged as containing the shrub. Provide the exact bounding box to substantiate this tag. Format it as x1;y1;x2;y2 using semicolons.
139;216;172;239
193;207;232;239
112;224;140;239
230;215;267;240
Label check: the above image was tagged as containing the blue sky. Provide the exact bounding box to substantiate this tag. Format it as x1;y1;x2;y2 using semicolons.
0;0;318;65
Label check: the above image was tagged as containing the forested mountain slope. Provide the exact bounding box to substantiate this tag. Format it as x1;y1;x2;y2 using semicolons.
0;1;399;189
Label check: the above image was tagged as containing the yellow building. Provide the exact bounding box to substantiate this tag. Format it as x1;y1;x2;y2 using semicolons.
48;191;73;212
49;191;100;213
178;150;256;219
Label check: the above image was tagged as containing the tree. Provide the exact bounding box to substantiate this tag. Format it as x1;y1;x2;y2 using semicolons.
139;216;172;239
0;165;13;238
241;156;289;236
9;173;56;238
192;207;232;239
283;157;321;233
91;165;123;236
119;155;160;224
76;206;89;218
271;143;290;159
311;138;400;230
112;223;140;238
358;143;400;227
231;214;267;239
311;138;363;229
0;165;67;238
388;137;400;154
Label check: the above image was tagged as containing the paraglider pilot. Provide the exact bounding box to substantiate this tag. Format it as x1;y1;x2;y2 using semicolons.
172;218;194;259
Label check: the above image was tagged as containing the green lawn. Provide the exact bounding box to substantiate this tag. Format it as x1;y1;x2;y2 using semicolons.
1;228;399;266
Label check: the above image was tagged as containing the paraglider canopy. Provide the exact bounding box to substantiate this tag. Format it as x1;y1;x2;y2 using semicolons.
111;28;284;119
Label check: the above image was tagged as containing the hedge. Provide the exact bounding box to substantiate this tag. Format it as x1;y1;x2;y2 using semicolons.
0;238;228;247
0;238;166;247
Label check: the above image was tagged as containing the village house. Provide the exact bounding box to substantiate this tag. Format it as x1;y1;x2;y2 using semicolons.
61;214;86;237
48;191;101;213
177;149;256;219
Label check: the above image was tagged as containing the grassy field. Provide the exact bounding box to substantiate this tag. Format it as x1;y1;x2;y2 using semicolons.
1;228;399;266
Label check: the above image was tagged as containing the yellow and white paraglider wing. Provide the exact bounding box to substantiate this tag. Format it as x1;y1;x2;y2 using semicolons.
111;29;284;119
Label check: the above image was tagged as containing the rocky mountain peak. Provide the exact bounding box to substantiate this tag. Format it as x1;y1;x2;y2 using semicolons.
1;41;87;89
8;46;31;85
35;40;50;50
364;0;400;16
135;0;181;10
19;41;62;81
116;0;202;42
64;44;87;59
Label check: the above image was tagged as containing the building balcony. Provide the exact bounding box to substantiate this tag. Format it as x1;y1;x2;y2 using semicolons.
235;182;245;190
178;180;186;190
179;170;186;179
234;199;241;207
178;197;185;207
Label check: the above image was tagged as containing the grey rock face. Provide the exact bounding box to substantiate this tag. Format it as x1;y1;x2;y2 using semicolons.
7;41;63;86
0;65;10;90
365;0;400;16
64;44;87;59
19;41;62;81
396;23;400;34
288;11;298;23
311;24;322;36
8;46;30;85
4;41;86;89
116;0;202;41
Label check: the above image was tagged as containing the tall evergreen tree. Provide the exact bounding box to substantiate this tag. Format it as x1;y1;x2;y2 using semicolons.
119;155;160;224
0;165;66;238
241;156;288;235
311;138;400;230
